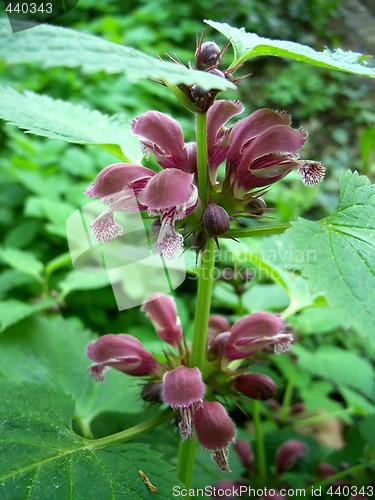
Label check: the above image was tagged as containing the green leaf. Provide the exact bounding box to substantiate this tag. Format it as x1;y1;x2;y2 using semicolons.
205;20;375;78
58;270;111;298
24;196;74;237
0;315;143;422
359;414;375;446
0;20;234;91
0;298;57;332
0;246;44;281
286;171;375;337
294;344;375;401
0;87;140;162
0;383;181;499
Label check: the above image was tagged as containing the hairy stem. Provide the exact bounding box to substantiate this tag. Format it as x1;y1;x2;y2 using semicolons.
253;401;267;485
195;112;209;205
85;409;173;448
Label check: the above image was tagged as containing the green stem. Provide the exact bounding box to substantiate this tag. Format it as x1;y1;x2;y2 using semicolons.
195;112;209;205
165;83;199;113
190;237;216;368
279;372;295;422
176;237;216;486
228;224;291;239
253;401;267;485
312;463;367;489
84;409;173;449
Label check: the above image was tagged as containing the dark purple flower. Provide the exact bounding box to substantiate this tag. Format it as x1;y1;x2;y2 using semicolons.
225;108;325;197
194;401;235;471
232;373;277;400
87;334;159;381
224;312;293;361
276;439;308;473
162;366;205;440
233;440;254;470
142;293;182;348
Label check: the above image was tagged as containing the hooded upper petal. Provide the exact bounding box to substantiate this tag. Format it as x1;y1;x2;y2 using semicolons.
86;163;155;199
132;111;190;171
138;169;195;210
142;293;183;347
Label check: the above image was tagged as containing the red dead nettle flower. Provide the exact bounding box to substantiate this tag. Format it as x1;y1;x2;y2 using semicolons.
162;366;205;440
142;292;183;348
87;334;160;381
194;401;236;472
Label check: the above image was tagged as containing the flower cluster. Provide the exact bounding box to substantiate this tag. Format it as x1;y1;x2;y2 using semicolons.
87;293;293;471
85;40;324;260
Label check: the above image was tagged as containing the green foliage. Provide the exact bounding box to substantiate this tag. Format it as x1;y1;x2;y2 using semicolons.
286;171;375;337
0;20;234;91
0;383;181;499
206;20;375;78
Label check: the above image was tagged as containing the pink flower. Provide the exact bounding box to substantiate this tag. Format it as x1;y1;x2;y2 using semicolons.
225;108;325;198
232;373;277;400
276;439;308;473
224;312;293;361
142;293;183;348
87;334;159;381
162;366;205;440
194;401;236;472
233;440;254;470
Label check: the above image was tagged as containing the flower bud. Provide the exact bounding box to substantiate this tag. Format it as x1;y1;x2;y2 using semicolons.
191;230;207;251
203;202;230;236
247;197;267;216
316;462;337;479
195;41;221;69
233;440;254;470
194;401;235;471
232;373;277;400
141;381;163;403
276;439;308;473
87;334;158;381
142;293;182;348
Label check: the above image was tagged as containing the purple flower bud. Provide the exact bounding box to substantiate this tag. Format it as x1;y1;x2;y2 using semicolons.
247;197;267;216
208;315;231;339
276;439;308;473
316;462;337;479
224;312;293;360
142;293;182;348
162;367;205;440
87;334;158;381
203;202;230;236
195;41;221;69
232;373;277;400
194;401;235;471
233;440;254;470
141;381;163;403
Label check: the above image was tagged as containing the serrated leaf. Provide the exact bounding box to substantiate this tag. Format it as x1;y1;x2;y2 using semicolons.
294;344;375;400
0;246;44;280
0;87;140;162
0;315;143;422
205;20;375;78
0;383;181;499
0;20;235;91
286;171;375;338
0;298;57;332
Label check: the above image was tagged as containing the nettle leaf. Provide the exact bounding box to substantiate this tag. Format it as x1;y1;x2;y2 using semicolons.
0;298;57;332
0;383;181;499
205;20;375;78
0;246;44;281
0;315;144;423
0;20;234;91
286;171;375;338
0;87;140;162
